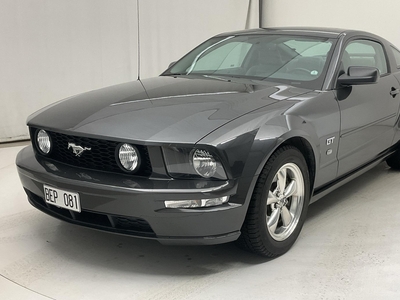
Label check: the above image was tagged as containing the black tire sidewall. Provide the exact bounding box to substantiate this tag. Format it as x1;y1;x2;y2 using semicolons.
256;148;311;255
387;151;400;169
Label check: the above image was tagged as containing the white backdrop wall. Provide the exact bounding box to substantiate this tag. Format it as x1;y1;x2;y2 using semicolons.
0;0;257;142
0;0;139;142
263;0;400;49
139;0;253;78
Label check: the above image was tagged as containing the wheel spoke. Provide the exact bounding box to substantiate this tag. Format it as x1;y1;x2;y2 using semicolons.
264;161;305;242
267;191;279;205
281;206;292;227
290;196;298;214
277;168;287;193
283;180;297;198
267;208;280;233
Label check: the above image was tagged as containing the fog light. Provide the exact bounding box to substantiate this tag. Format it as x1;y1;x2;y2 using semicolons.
118;143;139;171
164;196;229;208
37;129;51;154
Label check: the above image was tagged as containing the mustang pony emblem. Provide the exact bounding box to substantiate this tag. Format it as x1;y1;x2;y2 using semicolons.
68;143;91;157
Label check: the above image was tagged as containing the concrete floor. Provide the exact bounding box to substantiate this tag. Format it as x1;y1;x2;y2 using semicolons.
1;144;400;300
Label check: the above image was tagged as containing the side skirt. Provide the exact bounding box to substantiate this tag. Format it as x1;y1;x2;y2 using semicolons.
310;147;397;204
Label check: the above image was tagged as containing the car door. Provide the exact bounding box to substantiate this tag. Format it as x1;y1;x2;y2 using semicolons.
336;39;400;177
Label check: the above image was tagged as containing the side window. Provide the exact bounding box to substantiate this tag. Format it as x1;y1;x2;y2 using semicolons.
343;40;388;75
391;46;400;68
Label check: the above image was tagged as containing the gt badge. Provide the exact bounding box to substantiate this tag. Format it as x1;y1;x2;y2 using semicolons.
68;143;91;157
326;137;335;146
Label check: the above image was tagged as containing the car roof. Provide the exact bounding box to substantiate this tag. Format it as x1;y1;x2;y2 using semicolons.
216;27;374;39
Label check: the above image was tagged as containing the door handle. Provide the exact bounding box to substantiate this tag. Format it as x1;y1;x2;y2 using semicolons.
390;87;400;97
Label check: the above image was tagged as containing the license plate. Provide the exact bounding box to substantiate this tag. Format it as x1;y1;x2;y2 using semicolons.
43;185;81;213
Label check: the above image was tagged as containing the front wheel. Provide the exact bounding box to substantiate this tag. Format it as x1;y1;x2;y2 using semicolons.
237;146;311;257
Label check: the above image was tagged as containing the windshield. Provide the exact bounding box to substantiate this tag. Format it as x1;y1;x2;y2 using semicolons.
162;34;336;89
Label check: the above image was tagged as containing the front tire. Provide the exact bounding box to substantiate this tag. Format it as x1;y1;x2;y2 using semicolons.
237;146;311;257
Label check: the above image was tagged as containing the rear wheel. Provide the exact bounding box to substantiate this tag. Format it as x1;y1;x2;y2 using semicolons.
237;146;311;257
386;151;400;169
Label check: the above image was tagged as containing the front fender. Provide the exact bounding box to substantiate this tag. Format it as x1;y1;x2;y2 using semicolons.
198;100;320;207
197;92;339;225
252;114;320;178
231;114;319;214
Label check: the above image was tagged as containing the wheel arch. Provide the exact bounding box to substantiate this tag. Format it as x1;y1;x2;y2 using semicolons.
280;136;316;192
250;131;318;193
240;131;319;212
237;137;315;256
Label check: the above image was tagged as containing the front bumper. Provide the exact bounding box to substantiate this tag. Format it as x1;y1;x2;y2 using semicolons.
16;146;245;245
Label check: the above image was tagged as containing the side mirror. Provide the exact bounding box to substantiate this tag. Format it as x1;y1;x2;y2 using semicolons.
168;61;177;68
338;66;379;86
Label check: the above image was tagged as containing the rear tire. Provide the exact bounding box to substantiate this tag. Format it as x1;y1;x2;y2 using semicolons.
237;145;311;257
386;151;400;169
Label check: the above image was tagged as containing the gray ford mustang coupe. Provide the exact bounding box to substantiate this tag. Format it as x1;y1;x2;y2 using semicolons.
16;27;400;257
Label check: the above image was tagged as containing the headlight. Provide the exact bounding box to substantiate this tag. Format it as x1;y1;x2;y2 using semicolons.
162;147;227;179
36;129;51;154
117;143;140;172
192;149;217;178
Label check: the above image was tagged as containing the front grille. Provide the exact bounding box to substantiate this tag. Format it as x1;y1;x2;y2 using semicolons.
30;127;152;176
25;189;155;237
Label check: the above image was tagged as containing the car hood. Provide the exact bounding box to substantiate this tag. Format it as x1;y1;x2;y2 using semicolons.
28;76;309;144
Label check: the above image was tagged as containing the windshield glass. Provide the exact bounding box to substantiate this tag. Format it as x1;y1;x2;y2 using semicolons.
162;34;336;89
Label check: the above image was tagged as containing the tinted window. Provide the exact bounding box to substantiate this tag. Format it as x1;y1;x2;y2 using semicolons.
285;40;332;57
164;35;335;90
193;42;252;71
391;46;400;68
343;40;388;74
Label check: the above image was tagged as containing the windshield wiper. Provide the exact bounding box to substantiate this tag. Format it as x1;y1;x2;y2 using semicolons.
203;75;232;82
164;73;186;76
